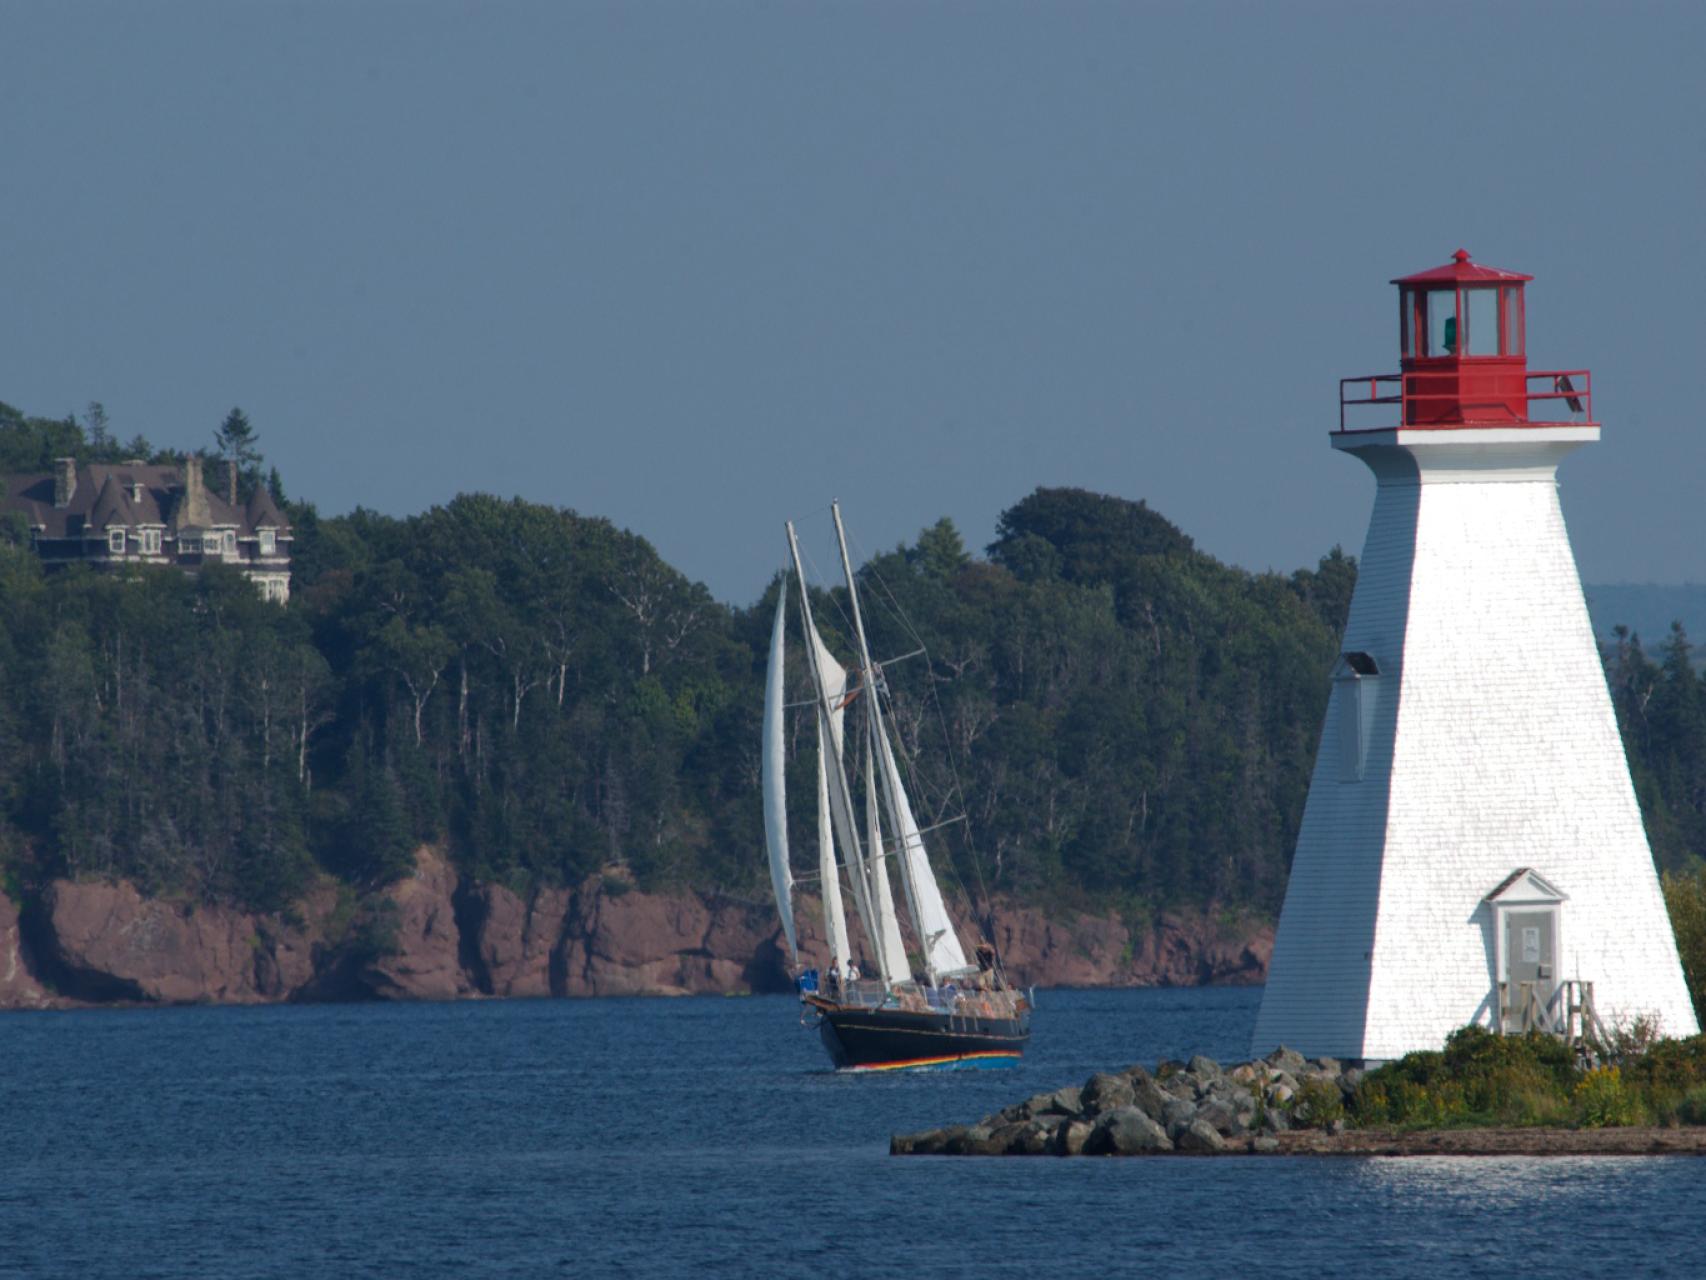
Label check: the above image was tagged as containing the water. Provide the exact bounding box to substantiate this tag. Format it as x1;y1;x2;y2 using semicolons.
1;988;1700;1278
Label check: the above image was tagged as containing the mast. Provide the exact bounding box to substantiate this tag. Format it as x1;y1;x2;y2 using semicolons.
830;500;933;978
785;520;897;987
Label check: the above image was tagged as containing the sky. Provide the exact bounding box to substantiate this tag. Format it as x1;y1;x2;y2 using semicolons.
3;0;1703;606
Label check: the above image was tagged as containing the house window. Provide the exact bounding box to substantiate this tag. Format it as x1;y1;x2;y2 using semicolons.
224;530;237;555
182;534;201;554
108;529;126;553
141;529;161;555
258;529;276;555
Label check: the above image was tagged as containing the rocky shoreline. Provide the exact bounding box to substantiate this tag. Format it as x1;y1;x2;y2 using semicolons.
0;847;1271;1010
890;1048;1706;1158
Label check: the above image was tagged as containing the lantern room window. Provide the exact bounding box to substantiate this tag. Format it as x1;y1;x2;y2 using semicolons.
1402;282;1526;358
1465;287;1498;355
1428;290;1457;356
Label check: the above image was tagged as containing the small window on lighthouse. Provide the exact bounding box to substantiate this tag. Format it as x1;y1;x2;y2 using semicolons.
1334;652;1380;783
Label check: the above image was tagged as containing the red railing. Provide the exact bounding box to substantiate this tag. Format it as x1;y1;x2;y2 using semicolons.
1338;369;1593;432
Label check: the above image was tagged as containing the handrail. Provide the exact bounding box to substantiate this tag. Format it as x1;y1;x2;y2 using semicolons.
1339;369;1593;431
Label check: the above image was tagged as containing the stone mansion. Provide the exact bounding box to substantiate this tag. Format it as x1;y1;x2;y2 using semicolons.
2;455;292;602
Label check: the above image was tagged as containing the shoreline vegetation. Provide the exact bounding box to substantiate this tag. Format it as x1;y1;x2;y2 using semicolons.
891;1025;1706;1158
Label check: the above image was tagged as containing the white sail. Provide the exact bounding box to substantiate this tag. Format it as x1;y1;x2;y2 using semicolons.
816;717;851;970
875;728;968;978
866;736;911;983
761;588;797;965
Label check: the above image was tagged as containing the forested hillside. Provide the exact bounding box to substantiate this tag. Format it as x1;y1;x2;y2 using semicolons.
2;399;1704;932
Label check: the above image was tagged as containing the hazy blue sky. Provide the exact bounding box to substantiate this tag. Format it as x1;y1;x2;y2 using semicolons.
3;1;1702;604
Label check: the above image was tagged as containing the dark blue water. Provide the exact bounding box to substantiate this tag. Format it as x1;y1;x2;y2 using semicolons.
1;987;1700;1278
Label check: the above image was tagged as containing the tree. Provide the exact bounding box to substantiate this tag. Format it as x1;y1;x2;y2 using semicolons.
214;407;263;500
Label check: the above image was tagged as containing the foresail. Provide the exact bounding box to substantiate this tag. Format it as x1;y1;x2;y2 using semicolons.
876;730;968;977
762;589;797;965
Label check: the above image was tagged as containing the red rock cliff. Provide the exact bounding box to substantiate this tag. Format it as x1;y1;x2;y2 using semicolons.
0;849;1270;1009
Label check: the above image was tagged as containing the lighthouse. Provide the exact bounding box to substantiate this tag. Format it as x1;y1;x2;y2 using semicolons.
1253;250;1698;1062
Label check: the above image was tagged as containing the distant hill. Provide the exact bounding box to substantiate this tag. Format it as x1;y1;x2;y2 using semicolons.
1583;584;1706;653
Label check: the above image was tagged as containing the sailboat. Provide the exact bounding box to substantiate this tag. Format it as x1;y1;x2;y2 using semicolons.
762;502;1032;1071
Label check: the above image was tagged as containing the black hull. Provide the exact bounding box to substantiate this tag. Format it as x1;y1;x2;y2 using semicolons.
811;1000;1030;1071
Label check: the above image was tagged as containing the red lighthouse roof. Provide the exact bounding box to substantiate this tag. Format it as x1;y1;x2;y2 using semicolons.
1392;248;1532;286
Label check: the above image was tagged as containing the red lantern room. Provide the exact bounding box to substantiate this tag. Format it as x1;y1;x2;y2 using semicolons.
1339;249;1592;431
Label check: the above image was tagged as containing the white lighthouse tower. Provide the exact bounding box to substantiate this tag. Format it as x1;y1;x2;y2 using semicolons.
1254;250;1698;1062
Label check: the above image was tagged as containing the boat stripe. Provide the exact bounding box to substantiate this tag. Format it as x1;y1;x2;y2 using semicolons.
842;1050;1022;1073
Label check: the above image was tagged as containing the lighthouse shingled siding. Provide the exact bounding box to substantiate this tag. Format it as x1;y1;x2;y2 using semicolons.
1254;434;1698;1061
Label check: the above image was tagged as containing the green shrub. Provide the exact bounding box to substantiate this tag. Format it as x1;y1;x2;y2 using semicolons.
1574;1066;1643;1128
1620;1033;1706;1093
1675;1084;1706;1126
1290;1078;1344;1129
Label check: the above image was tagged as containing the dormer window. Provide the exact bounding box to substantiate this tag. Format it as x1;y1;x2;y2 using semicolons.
141;529;161;555
108;529;126;554
258;529;276;555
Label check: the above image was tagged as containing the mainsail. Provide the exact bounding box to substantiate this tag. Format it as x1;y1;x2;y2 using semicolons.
865;735;911;983
761;589;797;964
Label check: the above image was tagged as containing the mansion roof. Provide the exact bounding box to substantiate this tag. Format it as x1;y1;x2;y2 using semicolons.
4;460;290;540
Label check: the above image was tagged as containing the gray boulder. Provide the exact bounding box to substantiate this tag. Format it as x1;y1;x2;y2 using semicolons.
942;1125;1005;1156
1130;1076;1171;1120
1250;1136;1281;1154
1160;1096;1199;1141
1176;1119;1227;1153
1265;1046;1307;1075
1196;1097;1244;1137
1053;1120;1093;1156
891;1127;954;1155
1085;1106;1173;1155
1045;1084;1084;1116
1080;1072;1136;1117
1187;1054;1222;1082
1164;1074;1198;1101
1003;1117;1066;1155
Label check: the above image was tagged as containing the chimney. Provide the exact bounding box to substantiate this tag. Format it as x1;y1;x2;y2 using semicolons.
53;458;77;508
179;455;212;529
226;459;238;506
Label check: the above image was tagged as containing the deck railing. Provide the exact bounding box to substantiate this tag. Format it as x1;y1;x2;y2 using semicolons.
1496;978;1607;1059
1338;369;1593;432
809;974;1021;1018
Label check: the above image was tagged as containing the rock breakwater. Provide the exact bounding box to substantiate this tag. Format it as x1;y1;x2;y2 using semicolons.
892;1047;1360;1156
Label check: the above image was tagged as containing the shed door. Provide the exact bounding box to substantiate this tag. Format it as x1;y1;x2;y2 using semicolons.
1504;909;1556;1015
